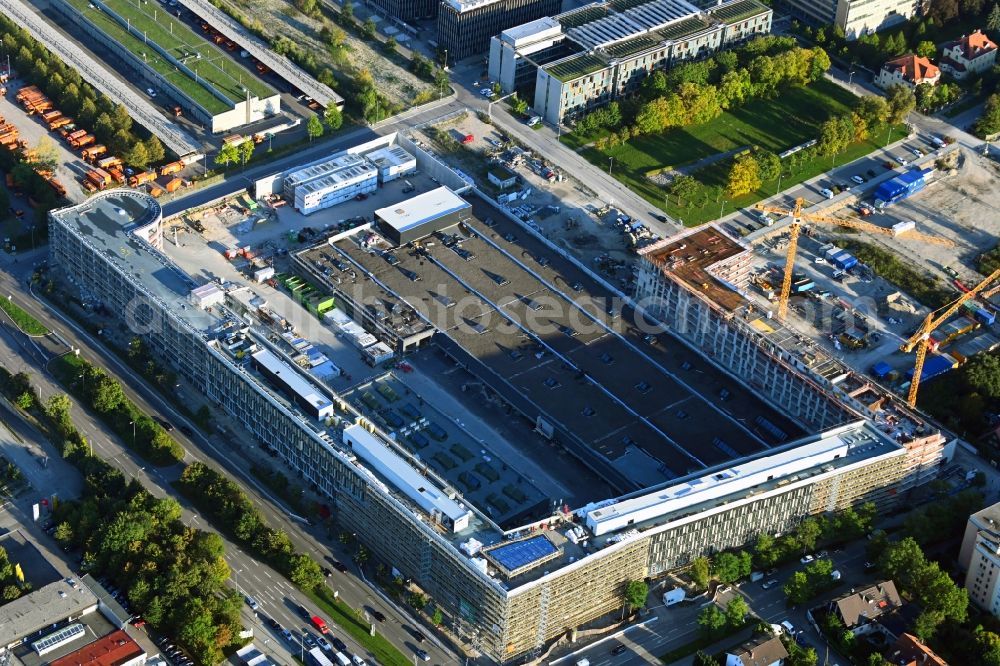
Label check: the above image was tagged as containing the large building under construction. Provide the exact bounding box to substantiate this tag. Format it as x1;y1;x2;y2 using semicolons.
49;179;948;664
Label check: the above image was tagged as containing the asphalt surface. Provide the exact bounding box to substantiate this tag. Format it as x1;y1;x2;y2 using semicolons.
0;249;459;666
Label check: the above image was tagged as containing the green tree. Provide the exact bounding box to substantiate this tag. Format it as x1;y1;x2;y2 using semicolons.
239;139;254;165
624;579;648;610
145;136;165;165
362;18;376;39
307;114;324;141
916;40;937;58
784;570;811;604
754;150;781;181
977;94;1000;137
989;3;1000;31
432;607;443;625
725;595;749;627
15;391;33;410
796;517;822;552
975;626;1000;666
384;36;397;53
341;0;354;23
698;604;727;637
885;83;916;125
713;552;742;584
215;142;240;169
287;553;324;589
726;153;761;198
324;104;343;132
670;174;700;205
90;375;125;413
690;556;711;589
124;141;149;169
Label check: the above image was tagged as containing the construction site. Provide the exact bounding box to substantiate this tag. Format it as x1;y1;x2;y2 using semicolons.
724;144;1000;415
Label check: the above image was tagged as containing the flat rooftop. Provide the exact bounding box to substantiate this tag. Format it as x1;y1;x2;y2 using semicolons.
640;226;749;312
50;191;219;332
374;186;471;236
251;348;332;416
305;192;802;496
0;579;98;645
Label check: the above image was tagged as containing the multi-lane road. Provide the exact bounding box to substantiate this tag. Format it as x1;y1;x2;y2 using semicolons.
0;250;458;666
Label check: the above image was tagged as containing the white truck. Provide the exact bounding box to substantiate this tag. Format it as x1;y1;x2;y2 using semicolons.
662;587;686;606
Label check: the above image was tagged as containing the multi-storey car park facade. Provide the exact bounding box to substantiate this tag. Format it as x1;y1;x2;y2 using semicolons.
488;0;772;124
50;189;947;664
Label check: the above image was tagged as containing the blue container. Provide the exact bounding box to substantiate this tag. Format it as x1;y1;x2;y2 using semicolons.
871;361;892;378
907;354;955;381
975;308;996;326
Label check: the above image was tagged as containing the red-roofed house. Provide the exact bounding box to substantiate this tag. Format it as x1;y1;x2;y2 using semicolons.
940;30;998;79
875;54;941;89
888;632;949;666
48;630;147;666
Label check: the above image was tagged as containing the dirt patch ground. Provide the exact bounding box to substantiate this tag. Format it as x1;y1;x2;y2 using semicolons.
216;0;432;107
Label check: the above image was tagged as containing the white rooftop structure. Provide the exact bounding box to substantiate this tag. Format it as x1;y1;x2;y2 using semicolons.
374;186;471;235
298;159;377;196
251;348;334;420
286;153;372;192
442;0;503;12
190;283;225;308
0;579;99;646
343;424;473;532
501;16;563;46
365;145;416;170
585;420;900;535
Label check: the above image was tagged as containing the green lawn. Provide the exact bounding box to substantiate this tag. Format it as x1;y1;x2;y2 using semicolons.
570;79;898;225
0;296;49;335
65;0;273;113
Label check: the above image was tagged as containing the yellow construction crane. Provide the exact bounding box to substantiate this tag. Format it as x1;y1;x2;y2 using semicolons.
754;198;956;320
900;267;1000;407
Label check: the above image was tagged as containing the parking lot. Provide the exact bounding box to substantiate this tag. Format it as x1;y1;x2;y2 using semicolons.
1;78;88;203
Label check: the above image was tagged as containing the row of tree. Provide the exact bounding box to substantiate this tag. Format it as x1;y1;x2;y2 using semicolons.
178;462;326;590
0;17;166;169
0;366;245;665
54;452;244;664
54;357;185;465
0;544;28;604
686;502;878;591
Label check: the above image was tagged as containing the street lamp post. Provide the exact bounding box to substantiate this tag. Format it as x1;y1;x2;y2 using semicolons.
129;420;136;445
608;156;613;175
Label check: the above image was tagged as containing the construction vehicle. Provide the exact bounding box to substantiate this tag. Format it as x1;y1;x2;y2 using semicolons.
160;161;184;176
63;129;86;145
84;168;113;190
72;134;96;149
107;166;125;184
46;177;66;198
148;186;165;198
81;145;107;162
128;171;156;187
755;197;956;320
0;124;19;147
901;267;1000;407
97;155;123;170
49;116;73;131
165;177;183;193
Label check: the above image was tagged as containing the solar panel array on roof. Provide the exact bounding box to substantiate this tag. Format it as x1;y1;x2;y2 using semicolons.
566;0;701;50
486;535;559;574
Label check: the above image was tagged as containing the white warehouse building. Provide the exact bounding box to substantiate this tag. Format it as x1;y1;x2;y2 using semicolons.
284;153;378;215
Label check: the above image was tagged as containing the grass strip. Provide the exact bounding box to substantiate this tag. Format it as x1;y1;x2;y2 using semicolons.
0;296;50;335
307;586;413;666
